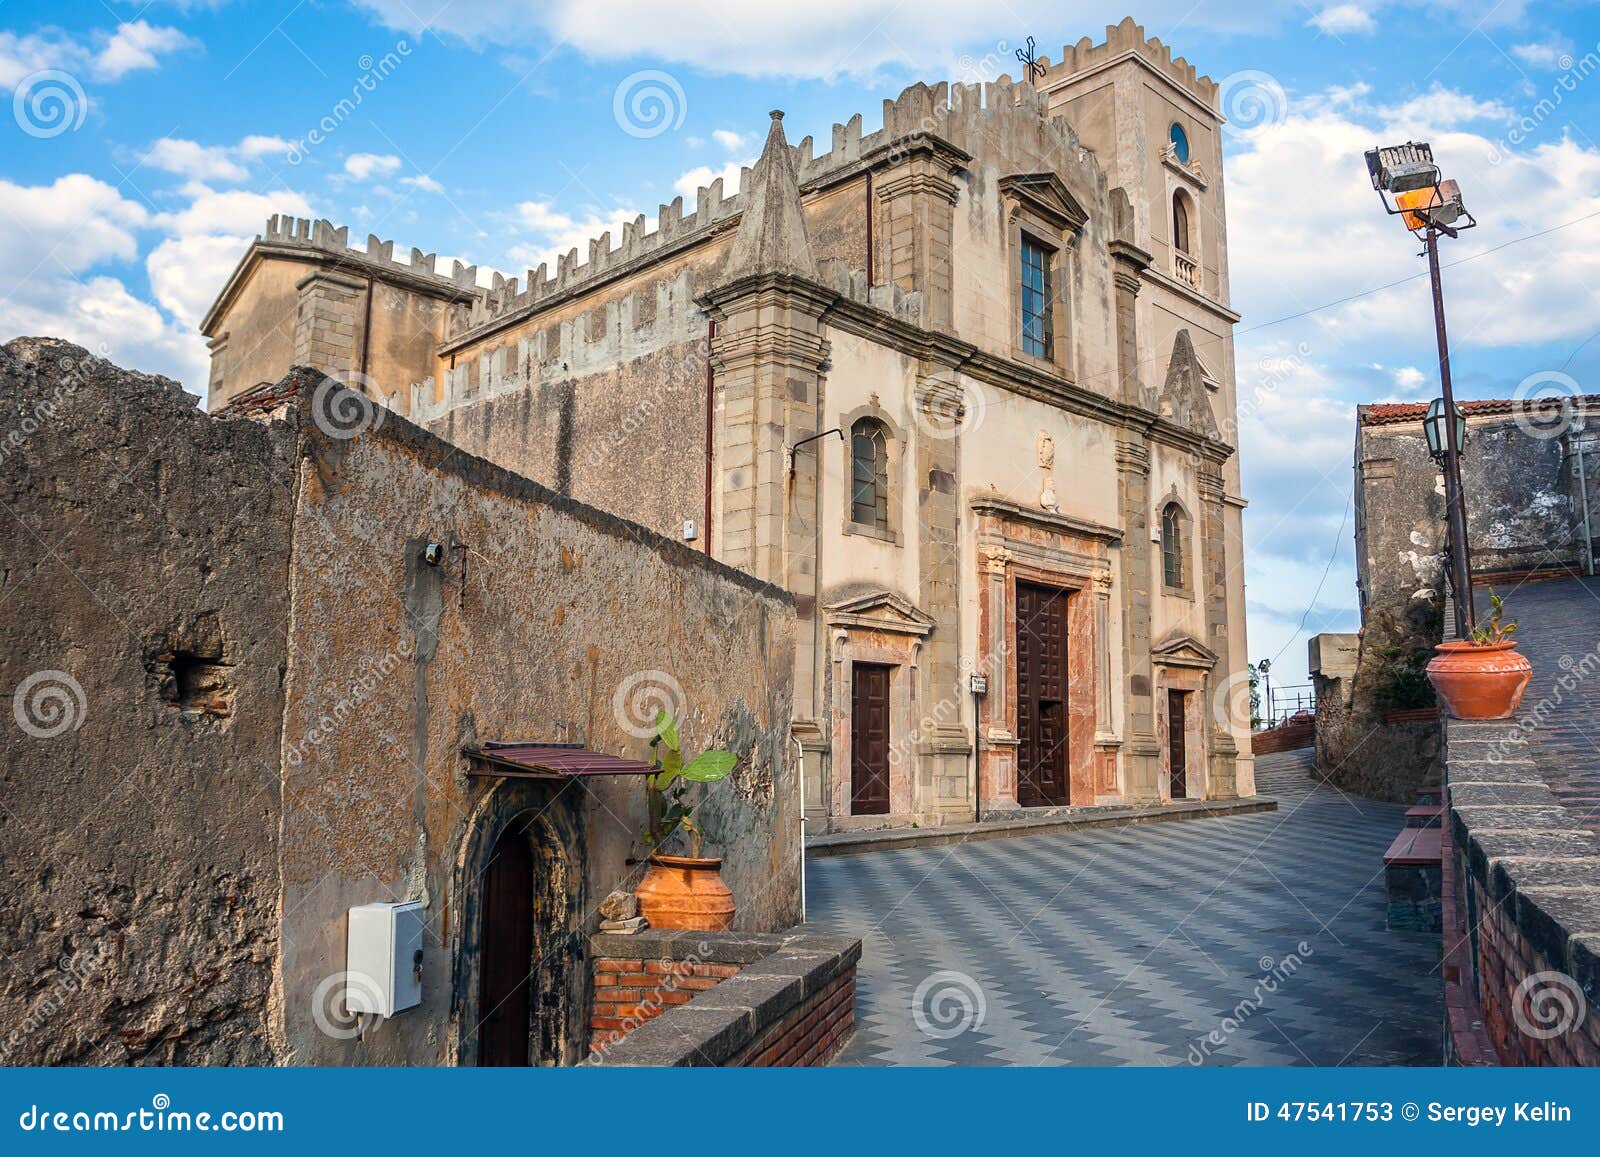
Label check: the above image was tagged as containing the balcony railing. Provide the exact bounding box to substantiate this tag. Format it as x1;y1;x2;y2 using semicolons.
1173;250;1201;289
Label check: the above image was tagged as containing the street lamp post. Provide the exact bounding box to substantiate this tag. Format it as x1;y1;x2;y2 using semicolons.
1365;142;1478;638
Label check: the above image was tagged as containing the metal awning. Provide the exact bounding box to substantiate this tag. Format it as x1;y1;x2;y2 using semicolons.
463;741;657;780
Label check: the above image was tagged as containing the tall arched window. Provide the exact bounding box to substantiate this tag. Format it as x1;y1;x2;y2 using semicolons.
1161;502;1186;591
1172;190;1191;255
850;418;889;532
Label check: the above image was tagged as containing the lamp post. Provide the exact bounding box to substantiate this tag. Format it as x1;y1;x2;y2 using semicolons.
1365;141;1478;638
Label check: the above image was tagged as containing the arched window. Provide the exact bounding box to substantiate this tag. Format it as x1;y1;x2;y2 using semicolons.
1172;190;1191;255
1161;503;1186;590
1169;122;1190;164
850;418;889;532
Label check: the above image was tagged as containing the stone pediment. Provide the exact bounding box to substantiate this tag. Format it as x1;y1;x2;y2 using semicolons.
825;590;935;637
1151;632;1218;670
1156;329;1220;439
998;173;1089;232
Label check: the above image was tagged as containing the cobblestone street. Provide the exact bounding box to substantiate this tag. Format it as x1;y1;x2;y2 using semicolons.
810;750;1441;1066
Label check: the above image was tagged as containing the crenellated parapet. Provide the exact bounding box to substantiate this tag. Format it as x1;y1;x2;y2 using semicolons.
259;214;484;295
1037;16;1218;110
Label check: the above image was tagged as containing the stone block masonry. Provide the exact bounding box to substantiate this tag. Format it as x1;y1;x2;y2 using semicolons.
585;928;861;1066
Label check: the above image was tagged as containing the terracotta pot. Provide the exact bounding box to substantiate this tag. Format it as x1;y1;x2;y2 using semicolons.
635;855;735;931
1426;641;1532;720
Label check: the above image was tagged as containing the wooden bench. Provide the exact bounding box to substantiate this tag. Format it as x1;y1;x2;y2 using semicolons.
1404;803;1443;829
1383;825;1443;932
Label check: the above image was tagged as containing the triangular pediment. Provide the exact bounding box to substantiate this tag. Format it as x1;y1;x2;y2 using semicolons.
999;173;1088;232
1157;329;1219;439
1152;631;1218;669
825;590;935;636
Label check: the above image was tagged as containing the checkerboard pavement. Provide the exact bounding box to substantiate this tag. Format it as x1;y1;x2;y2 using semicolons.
808;749;1442;1066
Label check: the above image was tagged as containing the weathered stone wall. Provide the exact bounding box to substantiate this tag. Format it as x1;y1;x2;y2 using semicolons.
276;392;797;1065
1;344;798;1067
0;339;295;1064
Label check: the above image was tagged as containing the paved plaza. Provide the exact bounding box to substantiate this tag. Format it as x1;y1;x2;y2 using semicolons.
809;750;1441;1066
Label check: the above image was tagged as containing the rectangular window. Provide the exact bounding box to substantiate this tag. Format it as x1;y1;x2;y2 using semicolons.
1020;237;1053;360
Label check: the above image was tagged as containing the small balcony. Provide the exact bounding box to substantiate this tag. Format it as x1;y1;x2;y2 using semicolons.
1173;250;1201;290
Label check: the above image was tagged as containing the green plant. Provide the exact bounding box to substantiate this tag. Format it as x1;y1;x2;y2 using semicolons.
644;710;738;858
1469;589;1517;645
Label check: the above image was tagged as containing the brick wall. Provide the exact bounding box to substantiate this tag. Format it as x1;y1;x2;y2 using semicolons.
590;957;741;1048
584;928;861;1067
1443;718;1600;1066
1249;719;1313;756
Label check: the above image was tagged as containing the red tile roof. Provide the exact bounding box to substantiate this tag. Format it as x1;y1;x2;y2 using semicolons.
1359;395;1600;427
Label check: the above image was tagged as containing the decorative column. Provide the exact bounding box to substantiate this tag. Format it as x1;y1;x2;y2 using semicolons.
980;545;1018;809
1198;461;1239;798
1109;214;1161;803
914;366;971;821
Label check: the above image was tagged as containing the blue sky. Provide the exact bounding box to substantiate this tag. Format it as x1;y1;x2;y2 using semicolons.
4;0;1600;690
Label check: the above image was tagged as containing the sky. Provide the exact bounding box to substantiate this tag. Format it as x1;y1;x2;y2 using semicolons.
4;0;1600;694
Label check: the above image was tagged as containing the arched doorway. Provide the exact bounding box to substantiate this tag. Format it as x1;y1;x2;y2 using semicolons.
454;783;585;1067
477;816;535;1066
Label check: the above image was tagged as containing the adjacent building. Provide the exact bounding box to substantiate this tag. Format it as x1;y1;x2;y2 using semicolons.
201;18;1256;834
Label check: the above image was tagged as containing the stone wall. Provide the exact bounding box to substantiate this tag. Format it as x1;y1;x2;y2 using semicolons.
1442;717;1600;1065
0;338;296;1064
0;343;800;1066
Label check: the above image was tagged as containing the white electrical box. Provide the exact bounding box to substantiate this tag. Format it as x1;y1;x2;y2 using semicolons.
683;518;698;541
345;901;425;1017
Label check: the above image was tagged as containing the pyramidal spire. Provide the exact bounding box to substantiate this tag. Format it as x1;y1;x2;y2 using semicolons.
720;110;816;283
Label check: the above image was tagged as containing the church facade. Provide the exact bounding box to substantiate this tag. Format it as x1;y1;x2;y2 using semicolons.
201;18;1255;834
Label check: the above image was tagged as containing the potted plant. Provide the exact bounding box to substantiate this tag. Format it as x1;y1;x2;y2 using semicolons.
633;710;740;931
1425;590;1532;720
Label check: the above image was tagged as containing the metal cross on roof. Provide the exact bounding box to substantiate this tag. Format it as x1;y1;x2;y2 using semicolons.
1016;36;1045;83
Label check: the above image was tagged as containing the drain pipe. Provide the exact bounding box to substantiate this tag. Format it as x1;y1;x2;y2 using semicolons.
1578;429;1595;576
793;732;807;922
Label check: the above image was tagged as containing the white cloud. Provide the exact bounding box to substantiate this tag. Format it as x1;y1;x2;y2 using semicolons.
0;175;148;275
401;174;445;193
1308;4;1377;35
143;139;248;183
344;153;402;181
92;21;196;80
0;22;193;89
673;160;748;202
353;0;1319;79
237;135;294;159
712;129;749;152
1376;86;1510;128
1511;39;1575;70
508;200;642;271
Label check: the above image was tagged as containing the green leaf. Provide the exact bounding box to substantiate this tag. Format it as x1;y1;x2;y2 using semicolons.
653;709;680;752
681;749;737;783
653;748;683;790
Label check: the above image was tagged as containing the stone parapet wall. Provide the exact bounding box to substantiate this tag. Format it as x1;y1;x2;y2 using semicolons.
585;928;860;1066
1443;718;1600;1065
1249;720;1313;756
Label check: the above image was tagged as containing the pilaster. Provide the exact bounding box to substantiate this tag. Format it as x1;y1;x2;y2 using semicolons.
293;268;365;380
1198;462;1239;798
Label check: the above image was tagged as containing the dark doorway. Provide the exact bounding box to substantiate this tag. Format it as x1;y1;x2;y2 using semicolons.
477;817;534;1066
1017;582;1071;807
1167;689;1189;800
850;663;892;815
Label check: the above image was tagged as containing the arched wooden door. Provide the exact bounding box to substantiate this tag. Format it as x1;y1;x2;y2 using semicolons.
477;820;534;1066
